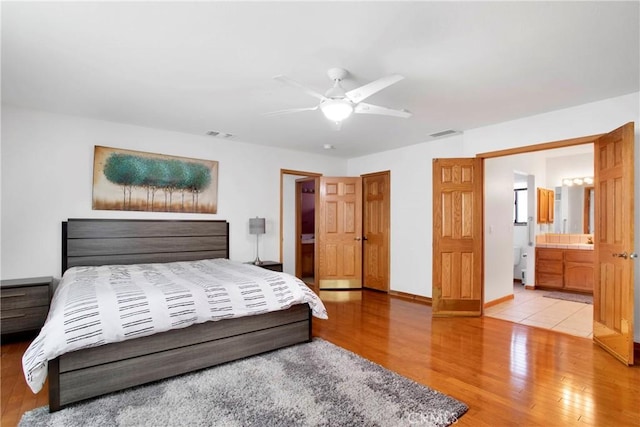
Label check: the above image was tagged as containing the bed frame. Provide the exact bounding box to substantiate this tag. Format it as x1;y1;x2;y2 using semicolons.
48;218;312;412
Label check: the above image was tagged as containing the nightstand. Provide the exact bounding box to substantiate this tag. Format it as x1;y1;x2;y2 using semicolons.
252;261;283;272
1;276;52;337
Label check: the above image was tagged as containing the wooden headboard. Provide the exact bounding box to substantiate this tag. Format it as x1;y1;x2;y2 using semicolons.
62;219;230;272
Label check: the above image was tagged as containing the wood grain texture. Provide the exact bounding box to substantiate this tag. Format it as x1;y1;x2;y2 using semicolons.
55;321;310;409
63;219;230;271
362;171;390;292
593;122;635;365
432;158;483;316
317;177;363;289
3;290;640;426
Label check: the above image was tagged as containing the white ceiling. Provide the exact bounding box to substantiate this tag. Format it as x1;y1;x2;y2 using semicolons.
2;1;638;158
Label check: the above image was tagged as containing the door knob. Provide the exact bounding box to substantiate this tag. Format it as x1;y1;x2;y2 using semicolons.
354;237;361;241
362;236;368;241
630;253;638;259
612;252;628;259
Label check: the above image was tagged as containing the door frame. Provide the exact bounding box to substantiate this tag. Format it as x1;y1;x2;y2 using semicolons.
475;133;606;303
279;169;322;271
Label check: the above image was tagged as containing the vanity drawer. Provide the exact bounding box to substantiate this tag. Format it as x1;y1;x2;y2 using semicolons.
565;250;594;263
0;285;49;310
536;248;563;261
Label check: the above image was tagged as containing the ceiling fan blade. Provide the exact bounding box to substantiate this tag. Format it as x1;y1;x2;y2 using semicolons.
262;106;318;116
354;102;412;118
273;75;327;101
345;74;405;104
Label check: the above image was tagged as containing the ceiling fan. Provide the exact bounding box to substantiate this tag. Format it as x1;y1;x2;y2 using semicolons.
264;68;412;124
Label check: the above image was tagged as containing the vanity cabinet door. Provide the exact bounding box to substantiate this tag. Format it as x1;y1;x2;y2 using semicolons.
564;250;594;292
537;188;549;223
536;188;555;224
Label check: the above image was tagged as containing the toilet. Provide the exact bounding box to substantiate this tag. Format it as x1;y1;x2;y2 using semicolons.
513;246;521;266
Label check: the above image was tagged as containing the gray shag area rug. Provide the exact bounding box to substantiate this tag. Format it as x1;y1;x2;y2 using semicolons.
20;338;467;427
544;291;593;304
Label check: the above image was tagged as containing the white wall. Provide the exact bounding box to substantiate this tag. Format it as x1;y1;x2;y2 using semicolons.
347;134;463;296
546;152;593;188
0;106;346;279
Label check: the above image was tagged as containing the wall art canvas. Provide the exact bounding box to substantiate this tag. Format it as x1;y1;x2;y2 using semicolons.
93;146;218;214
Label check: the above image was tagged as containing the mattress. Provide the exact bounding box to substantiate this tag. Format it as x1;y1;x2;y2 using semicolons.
22;258;327;393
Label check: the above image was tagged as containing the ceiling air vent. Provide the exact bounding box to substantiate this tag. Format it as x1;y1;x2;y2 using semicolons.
429;129;459;138
206;130;234;138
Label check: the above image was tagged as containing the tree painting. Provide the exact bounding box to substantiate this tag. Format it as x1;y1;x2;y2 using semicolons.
93;146;218;214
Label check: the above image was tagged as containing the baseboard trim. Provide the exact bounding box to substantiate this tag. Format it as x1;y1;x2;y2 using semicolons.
524;285;536;290
388;290;432;305
484;294;514;308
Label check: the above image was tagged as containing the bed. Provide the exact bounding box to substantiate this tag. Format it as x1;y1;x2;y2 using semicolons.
26;218;325;412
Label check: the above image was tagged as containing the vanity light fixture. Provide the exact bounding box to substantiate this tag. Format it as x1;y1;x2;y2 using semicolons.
561;176;593;186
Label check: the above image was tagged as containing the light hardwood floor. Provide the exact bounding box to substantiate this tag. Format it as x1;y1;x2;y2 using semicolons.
2;289;639;426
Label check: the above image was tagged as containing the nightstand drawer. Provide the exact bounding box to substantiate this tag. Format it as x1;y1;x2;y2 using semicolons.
1;306;49;334
1;285;49;309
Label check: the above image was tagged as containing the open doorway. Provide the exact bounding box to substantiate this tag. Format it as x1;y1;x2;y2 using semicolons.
297;178;316;285
481;140;607;339
480;123;637;368
280;169;321;280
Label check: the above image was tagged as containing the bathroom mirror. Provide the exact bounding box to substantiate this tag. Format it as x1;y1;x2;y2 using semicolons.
553;185;594;234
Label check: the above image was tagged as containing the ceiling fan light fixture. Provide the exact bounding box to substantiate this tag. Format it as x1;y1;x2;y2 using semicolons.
320;99;353;122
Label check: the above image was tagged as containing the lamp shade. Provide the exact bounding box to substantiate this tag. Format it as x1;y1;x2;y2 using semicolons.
249;217;266;235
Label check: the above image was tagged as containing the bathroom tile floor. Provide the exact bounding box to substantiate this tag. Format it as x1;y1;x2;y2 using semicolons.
484;283;593;338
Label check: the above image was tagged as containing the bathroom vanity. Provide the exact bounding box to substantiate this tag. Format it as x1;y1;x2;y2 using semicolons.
535;246;594;293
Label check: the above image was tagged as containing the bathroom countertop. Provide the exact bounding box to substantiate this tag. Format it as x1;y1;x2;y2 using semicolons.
536;243;594;250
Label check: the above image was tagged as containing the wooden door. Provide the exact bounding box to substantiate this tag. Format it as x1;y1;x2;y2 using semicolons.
362;171;390;292
317;177;363;289
593;122;635;365
432;158;483;316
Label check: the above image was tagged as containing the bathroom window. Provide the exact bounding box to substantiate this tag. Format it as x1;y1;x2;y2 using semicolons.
514;188;528;225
